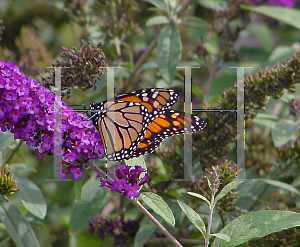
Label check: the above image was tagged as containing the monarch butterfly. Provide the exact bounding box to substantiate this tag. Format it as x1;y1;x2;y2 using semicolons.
88;88;207;161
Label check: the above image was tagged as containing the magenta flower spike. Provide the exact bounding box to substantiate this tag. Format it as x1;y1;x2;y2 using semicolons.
0;61;105;180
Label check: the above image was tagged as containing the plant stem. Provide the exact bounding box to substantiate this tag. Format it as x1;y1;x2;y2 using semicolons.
248;157;296;211
120;0;194;93
146;237;204;246
86;160;115;183
133;199;184;247
205;194;215;247
2;140;23;167
121;31;160;93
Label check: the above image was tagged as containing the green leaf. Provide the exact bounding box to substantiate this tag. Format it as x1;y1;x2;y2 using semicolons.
0;131;14;152
134;216;157;247
271;119;300;147
259;179;300;196
248;23;274;53
31;221;52;247
214;180;244;207
197;0;228;10
209;233;230;242
74;179;83;204
0;197;40;247
181;16;206;28
156;24;182;83
69;175;109;233
268;45;298;63
177;200;206;236
146;16;170;26
241;5;300;30
9;163;37;175
252;113;278;129
125;156;147;172
125;156;148;189
143;0;169;13
212;210;300;247
295;83;300;98
192;84;204;99
140;192;175;226
72;228;114;247
15;175;47;220
187;192;211;207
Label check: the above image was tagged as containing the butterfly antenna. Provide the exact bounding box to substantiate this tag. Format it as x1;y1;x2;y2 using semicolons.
61;87;93;102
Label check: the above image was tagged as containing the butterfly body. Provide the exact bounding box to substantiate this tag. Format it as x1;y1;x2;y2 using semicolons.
89;88;207;161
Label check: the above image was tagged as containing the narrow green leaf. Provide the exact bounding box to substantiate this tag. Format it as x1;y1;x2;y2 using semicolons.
125;156;147;172
241;5;300;30
181;16;206;28
207;177;212;191
15;175;47;220
209;233;230;242
191;84;204;99
259;179;300;196
72;228;114;247
156;24;182;83
214;180;244;207
134;216;157;247
74;179;83;204
271;119;300;147
212;210;300;247
197;0;228;10
31;221;52;247
248;23;274;53
268;45;299;63
177;200;206;237
9;163;37;175
146;16;170;26
252;113;278;129
0;131;14;152
125;156;147;189
0;198;40;247
140;192;175;226
143;0;169;13
69;175;109;233
295;83;300;98
187;192;211;207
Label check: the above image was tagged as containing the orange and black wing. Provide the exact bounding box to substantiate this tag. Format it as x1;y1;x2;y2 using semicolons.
113;88;179;118
130;110;207;158
89;88;179;161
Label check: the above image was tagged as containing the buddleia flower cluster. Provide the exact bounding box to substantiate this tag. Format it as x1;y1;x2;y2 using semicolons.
0;61;105;180
89;216;139;246
99;165;150;199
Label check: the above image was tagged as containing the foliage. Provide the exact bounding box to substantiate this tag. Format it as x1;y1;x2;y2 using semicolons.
1;0;300;246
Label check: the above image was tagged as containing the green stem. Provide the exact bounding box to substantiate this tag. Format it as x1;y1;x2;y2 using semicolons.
133;199;184;247
86;160;115;183
205;194;215;247
248;156;296;211
121;29;160;93
114;36;122;67
146;237;204;246
2;140;23;167
120;0;194;93
248;183;270;212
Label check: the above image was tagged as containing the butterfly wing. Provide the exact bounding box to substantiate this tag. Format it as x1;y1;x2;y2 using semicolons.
97;101;149;160
130;110;207;158
113;88;179;118
89;88;179;161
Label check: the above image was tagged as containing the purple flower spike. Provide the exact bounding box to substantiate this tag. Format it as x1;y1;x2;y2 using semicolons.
98;165;150;198
0;61;105;180
123;184;140;198
71;167;84;180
